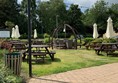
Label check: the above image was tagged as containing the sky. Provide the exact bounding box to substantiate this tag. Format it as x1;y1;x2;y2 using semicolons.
18;0;118;12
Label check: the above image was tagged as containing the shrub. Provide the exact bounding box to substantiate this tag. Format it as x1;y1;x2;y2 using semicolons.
44;33;50;38
83;38;94;45
77;39;85;45
19;33;28;39
43;33;51;44
58;33;70;38
0;64;23;83
58;33;65;38
69;35;75;40
102;38;117;43
37;34;44;38
44;38;49;44
92;38;103;43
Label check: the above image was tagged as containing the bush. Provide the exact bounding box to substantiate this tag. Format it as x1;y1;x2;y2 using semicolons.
77;39;85;45
102;38;117;43
44;38;49;43
19;33;28;39
58;33;65;38
83;38;94;45
69;35;74;40
37;34;44;38
43;33;51;44
92;38;103;43
44;33;50;38
57;33;70;38
0;64;23;83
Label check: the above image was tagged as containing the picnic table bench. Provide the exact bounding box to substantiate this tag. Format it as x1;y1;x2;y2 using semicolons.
85;42;102;50
94;43;118;55
25;45;56;61
25;52;46;63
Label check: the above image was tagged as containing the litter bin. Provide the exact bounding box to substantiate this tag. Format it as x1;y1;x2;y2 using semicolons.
5;52;22;75
66;40;73;49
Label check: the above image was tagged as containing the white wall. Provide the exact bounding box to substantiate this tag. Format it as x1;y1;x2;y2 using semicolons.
0;31;10;38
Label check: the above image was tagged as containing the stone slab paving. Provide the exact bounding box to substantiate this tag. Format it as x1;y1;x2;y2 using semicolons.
28;63;118;83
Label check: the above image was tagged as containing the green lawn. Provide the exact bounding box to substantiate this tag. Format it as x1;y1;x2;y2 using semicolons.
21;47;118;77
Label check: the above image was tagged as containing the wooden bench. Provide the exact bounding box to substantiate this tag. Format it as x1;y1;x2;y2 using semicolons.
94;43;118;55
32;52;46;63
103;48;117;55
25;52;46;63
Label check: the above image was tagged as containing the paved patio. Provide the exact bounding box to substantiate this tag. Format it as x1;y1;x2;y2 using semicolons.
28;63;118;83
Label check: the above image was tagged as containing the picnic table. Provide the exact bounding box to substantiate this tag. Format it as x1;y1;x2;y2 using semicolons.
85;42;102;49
94;43;118;55
10;42;26;52
25;45;56;61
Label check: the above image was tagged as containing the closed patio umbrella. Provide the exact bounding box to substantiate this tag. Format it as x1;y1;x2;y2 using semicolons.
11;27;15;38
15;25;20;38
105;17;116;38
93;23;99;38
34;29;37;38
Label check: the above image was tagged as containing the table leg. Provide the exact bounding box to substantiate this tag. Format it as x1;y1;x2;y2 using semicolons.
45;47;53;60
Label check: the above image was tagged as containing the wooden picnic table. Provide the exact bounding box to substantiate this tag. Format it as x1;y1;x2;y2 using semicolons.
11;42;27;52
26;45;55;61
94;43;118;55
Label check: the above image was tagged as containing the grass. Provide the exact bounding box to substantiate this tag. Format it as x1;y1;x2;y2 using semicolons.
21;47;118;77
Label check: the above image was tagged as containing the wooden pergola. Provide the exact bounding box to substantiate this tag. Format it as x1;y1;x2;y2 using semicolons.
51;24;81;49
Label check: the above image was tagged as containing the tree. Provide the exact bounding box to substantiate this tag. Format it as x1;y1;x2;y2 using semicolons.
82;0;109;34
66;4;84;34
20;0;38;34
5;21;14;28
0;0;19;28
108;4;118;31
37;0;67;34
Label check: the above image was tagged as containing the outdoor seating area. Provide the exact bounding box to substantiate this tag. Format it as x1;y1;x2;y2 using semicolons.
51;24;79;49
1;38;118;82
25;44;56;61
1;0;118;82
1;21;118;82
0;40;56;63
1;40;26;52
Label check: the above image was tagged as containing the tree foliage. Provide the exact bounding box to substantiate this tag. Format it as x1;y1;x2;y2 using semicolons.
0;0;19;28
37;0;67;34
0;0;118;36
82;0;118;35
20;0;38;33
5;21;15;28
66;4;84;34
108;4;118;31
82;0;109;34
